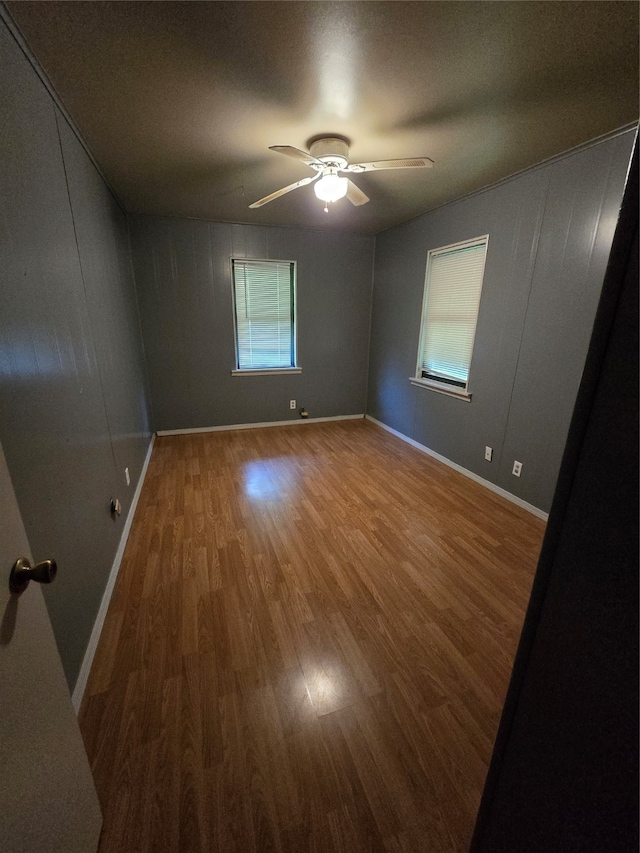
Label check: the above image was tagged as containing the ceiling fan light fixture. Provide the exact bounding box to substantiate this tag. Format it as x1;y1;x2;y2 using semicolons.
314;170;348;204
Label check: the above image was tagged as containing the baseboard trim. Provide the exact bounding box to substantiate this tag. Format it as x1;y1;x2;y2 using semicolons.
365;415;549;521
157;414;364;436
71;433;156;713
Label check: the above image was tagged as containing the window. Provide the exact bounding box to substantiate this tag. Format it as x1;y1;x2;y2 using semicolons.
231;259;299;374
413;235;488;399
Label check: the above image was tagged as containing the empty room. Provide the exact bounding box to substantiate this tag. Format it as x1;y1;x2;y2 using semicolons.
0;2;637;852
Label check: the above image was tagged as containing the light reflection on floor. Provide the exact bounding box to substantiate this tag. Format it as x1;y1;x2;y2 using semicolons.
242;457;349;714
298;666;346;714
242;458;300;501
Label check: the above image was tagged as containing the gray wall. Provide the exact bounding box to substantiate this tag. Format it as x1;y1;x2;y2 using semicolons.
129;215;374;430
0;19;152;688
367;129;635;512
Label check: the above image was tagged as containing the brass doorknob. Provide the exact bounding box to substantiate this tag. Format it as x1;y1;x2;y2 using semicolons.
9;557;57;596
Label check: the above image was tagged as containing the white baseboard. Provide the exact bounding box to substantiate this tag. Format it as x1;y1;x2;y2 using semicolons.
157;414;364;436
72;433;156;713
365;415;548;521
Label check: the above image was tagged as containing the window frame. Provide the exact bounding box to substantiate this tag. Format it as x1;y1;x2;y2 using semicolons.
230;257;301;376
411;234;489;401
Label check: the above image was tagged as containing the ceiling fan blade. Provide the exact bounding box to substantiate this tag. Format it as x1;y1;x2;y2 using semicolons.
346;180;369;206
346;157;434;172
269;145;325;168
248;174;319;208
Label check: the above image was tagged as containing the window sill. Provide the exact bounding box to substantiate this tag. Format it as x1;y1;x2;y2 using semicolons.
409;377;472;401
231;367;302;377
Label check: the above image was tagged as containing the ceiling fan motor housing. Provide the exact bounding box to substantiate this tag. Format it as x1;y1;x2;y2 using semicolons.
309;137;349;169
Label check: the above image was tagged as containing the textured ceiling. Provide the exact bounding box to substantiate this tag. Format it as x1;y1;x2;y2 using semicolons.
7;1;638;234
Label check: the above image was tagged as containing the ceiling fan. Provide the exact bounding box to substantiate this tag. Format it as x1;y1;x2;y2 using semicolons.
249;136;433;212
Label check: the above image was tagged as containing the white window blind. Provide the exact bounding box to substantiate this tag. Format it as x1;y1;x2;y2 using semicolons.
417;237;488;389
232;259;296;370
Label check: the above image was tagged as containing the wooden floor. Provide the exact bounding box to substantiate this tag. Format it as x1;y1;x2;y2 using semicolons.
80;420;545;853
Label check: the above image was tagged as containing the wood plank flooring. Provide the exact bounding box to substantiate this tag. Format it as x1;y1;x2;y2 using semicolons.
79;420;545;852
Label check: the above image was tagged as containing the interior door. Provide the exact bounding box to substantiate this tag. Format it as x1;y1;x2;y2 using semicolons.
0;440;102;853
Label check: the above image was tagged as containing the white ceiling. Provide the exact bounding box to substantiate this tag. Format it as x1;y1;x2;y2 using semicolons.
8;1;639;234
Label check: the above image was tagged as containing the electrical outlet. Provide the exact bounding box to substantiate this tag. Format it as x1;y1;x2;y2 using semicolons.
484;446;493;462
125;467;130;486
289;399;296;409
512;460;523;477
